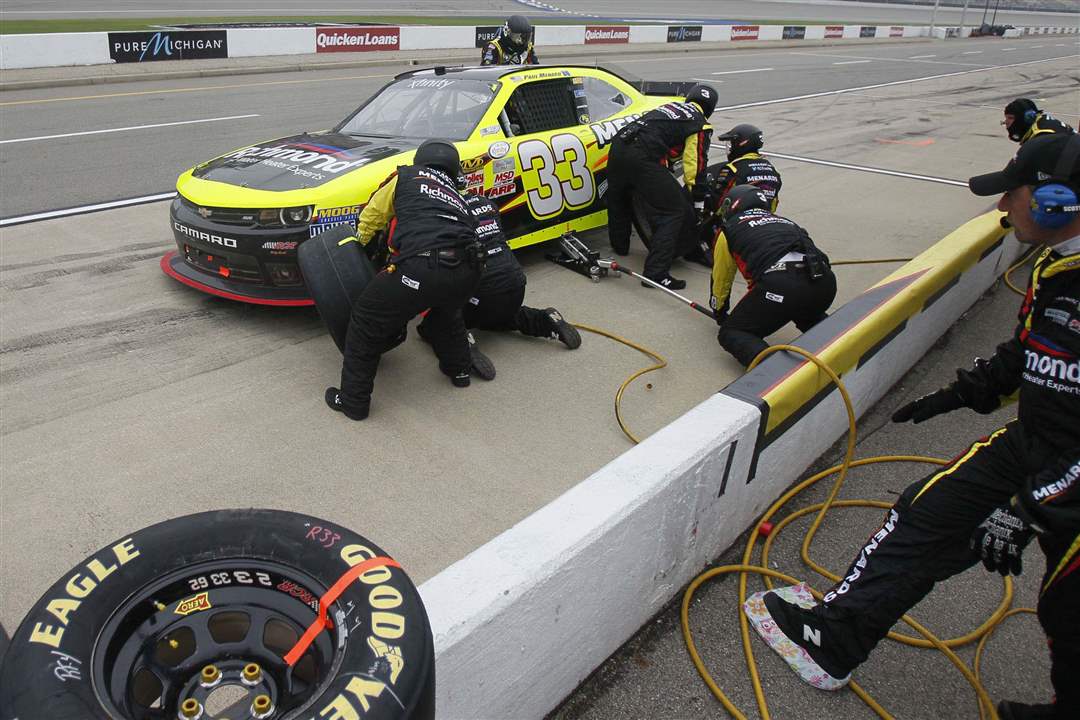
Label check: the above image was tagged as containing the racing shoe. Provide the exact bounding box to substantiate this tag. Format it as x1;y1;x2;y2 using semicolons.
468;332;496;381
997;701;1061;720
324;387;369;421
440;364;471;388
743;582;853;691
544;308;581;349
641;274;686;291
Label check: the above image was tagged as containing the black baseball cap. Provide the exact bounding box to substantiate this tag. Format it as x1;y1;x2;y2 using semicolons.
968;133;1080;196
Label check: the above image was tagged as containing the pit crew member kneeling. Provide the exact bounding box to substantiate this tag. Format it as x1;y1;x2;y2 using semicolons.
710;185;835;367
747;134;1080;720
326;140;484;420
418;193;580;370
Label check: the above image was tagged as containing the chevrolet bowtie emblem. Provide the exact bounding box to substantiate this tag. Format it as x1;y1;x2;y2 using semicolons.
197;207;212;218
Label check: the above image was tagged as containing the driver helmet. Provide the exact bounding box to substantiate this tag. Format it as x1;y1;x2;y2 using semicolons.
720;184;772;220
1003;98;1039;142
415;139;462;180
717;123;764;160
503;15;532;52
684;84;718;118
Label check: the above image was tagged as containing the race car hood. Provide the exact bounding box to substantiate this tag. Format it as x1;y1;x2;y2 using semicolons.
191;132;414;192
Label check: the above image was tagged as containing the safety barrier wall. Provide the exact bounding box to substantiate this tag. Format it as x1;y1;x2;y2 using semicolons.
419;211;1017;719
2;22;1076;70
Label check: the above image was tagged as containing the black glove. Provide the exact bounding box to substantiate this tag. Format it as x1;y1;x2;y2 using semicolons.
891;387;964;424
970;507;1033;576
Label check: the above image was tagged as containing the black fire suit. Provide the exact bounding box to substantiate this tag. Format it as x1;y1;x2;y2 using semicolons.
1018;112;1075;145
419;194;563;338
809;242;1080;714
710;208;836;367
480;36;538;65
338;165;482;417
715;151;783;210
606;101;711;280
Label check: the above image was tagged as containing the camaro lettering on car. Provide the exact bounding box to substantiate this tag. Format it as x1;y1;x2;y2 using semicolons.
174;222;239;248
589;113;642;149
222;145;366;174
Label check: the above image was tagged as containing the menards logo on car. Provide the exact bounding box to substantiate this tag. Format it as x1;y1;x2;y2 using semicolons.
589;113;642;148
317;27;400;52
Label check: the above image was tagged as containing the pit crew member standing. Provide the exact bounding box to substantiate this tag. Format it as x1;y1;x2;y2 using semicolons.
710;185;835;367
420;193;580;356
606;84;717;290
1003;98;1074;144
480;15;538;66
326;140;483;420
753;134;1080;720
713;123;782;209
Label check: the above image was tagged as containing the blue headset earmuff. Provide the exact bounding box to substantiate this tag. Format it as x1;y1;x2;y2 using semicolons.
1023;109;1038;124
1031;134;1080;229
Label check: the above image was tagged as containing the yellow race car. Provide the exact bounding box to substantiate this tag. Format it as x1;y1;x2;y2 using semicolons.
164;64;693;305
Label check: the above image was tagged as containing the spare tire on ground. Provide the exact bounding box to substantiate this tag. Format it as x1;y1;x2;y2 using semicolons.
298;226;376;353
0;509;434;720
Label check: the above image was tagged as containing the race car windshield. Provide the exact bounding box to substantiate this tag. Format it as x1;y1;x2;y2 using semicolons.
337;78;497;141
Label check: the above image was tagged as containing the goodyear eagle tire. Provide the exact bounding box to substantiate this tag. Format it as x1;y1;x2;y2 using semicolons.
0;509;434;720
297;226;376;353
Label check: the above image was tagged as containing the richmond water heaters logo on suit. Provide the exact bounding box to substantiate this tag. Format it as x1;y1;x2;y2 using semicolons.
108;31;228;63
316;27;400;52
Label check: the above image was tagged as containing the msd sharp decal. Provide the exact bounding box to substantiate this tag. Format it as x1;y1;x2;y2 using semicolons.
108;31;227;63
317;27;400;52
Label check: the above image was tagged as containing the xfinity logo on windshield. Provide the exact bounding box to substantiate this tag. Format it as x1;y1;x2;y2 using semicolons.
174;221;238;248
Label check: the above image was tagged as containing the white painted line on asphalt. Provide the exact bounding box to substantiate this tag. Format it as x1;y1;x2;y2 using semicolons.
909;54;937;59
691;78;720;83
0;193;175;228
1002;48;1019;51
962;51;983;55
711;67;773;75
834;60;871;65
790;51;983;67
763;151;969;187
0;114;260;144
715;56;1078;113
1032;45;1045;48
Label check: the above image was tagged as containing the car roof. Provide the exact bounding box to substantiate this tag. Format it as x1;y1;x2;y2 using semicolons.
393;64;629;84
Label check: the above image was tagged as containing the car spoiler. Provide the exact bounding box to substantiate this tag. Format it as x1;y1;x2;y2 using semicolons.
627;80;697;97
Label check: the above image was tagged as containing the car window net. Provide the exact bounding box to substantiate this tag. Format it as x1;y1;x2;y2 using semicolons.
505;79;578;135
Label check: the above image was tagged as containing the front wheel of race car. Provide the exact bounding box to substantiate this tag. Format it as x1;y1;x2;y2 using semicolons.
0;509;434;720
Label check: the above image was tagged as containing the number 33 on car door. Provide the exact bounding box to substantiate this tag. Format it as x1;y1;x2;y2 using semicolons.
517;133;595;219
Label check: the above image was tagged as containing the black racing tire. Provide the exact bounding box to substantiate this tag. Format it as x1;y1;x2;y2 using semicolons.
0;509;434;720
297;226;376;354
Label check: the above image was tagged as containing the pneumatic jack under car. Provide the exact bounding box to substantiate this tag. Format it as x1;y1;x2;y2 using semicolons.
0;509;435;720
546;233;614;282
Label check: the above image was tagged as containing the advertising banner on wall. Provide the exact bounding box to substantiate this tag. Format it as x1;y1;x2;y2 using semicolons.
108;30;227;63
475;25;501;48
825;25;845;38
890;26;904;37
666;25;702;43
731;25;760;41
316;26;400;52
585;26;630;44
782;26;807;40
860;26;878;38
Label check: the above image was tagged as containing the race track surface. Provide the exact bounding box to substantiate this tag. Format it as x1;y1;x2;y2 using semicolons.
2;34;1078;647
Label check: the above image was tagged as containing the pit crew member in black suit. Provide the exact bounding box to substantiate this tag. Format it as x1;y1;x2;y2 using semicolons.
606;83;717;290
326;140;484;420
710;185;835;367
753;133;1080;720
480;15;539;66
1003;98;1074;145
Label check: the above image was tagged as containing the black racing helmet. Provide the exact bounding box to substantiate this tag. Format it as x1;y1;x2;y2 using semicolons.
718;123;764;159
720;184;772;220
1003;97;1039;142
414;139;462;177
685;84;718;118
504;15;533;51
